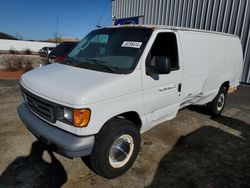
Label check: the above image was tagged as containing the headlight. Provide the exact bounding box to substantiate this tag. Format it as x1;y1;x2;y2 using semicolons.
64;108;73;121
63;108;91;127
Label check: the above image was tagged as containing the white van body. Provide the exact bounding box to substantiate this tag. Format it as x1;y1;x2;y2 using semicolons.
18;25;243;178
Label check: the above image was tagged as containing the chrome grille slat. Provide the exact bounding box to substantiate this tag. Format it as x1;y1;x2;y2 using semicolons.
21;87;56;123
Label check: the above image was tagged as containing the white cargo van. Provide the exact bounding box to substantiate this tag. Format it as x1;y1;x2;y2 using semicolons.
18;25;243;178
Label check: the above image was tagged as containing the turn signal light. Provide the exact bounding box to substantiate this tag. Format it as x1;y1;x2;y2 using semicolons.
73;109;91;127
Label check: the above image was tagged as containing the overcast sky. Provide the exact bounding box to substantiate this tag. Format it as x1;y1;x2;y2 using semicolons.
0;0;112;40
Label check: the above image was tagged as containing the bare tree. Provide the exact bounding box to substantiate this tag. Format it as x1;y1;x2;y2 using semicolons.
15;33;23;40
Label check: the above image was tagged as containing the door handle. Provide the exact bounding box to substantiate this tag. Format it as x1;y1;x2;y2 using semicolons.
178;83;182;92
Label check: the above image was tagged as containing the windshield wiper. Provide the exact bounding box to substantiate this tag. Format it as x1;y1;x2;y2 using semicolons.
84;58;116;73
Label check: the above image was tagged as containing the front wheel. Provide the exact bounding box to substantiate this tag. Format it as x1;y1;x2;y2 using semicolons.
207;87;227;116
89;118;140;179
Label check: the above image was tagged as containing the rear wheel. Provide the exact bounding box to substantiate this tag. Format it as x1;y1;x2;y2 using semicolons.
89;118;140;179
207;87;227;116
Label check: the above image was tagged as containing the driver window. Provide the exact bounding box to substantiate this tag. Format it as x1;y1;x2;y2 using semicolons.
146;32;179;73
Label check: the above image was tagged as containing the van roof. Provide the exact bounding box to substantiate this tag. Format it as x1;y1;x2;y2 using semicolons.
107;24;238;38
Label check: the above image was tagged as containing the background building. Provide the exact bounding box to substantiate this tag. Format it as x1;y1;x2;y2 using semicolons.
112;0;250;84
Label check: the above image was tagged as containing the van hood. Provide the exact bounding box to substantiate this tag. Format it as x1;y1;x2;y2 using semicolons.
20;63;141;108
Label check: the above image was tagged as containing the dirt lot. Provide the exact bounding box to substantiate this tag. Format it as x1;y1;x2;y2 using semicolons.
0;69;24;80
0;79;249;188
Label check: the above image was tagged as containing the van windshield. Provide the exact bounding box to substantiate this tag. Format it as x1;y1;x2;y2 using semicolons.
66;27;152;74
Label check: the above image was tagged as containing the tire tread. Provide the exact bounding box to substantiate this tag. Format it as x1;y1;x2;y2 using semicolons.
89;118;140;178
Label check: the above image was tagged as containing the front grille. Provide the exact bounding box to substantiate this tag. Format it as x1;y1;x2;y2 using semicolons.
21;87;56;123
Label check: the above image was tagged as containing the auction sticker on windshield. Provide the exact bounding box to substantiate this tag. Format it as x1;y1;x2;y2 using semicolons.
121;41;142;48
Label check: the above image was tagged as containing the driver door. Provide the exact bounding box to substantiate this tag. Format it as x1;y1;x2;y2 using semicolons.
142;31;183;127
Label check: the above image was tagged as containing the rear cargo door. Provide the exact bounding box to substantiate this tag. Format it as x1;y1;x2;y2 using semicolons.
142;31;183;127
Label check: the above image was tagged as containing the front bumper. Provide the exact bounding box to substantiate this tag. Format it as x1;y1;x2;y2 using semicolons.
17;103;94;158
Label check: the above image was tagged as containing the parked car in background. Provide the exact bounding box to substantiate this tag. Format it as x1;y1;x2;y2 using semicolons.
39;47;54;57
48;42;78;63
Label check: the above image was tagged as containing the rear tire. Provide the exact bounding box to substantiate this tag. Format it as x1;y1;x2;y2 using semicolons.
89;118;140;179
207;86;227;116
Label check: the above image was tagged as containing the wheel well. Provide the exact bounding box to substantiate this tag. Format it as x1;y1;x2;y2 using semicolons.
221;81;229;92
115;112;142;130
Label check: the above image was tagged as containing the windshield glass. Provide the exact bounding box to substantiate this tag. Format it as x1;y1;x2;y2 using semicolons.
50;43;77;56
67;27;152;74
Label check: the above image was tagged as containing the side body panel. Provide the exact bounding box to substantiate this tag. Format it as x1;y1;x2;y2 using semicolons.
178;31;243;108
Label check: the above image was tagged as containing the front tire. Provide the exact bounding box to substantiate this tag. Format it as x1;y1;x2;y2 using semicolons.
89;118;140;179
207;86;227;116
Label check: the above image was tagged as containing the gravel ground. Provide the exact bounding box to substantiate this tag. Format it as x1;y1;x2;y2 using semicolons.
0;79;249;188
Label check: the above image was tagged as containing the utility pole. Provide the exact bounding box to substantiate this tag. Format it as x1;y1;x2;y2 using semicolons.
56;15;59;45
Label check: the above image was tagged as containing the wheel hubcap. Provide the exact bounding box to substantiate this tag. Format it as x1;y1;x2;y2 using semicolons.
217;93;225;111
109;134;134;168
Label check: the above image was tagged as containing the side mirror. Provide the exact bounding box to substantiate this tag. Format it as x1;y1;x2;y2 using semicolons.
154;56;171;74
